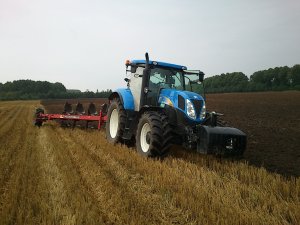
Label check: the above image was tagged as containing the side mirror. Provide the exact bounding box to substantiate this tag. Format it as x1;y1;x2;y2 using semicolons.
199;71;205;82
131;66;137;73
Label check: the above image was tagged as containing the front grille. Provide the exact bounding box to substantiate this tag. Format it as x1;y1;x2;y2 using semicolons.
178;95;185;110
191;99;203;118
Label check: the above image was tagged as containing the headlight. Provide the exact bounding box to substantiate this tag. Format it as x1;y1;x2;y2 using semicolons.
186;99;196;120
200;101;206;120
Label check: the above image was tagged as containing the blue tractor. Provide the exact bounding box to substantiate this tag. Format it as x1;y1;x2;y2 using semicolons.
106;53;246;157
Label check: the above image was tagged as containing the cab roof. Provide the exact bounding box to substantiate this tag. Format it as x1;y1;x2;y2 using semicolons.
131;59;187;70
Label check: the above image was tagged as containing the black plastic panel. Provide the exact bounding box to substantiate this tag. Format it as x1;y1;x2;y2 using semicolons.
178;95;185;110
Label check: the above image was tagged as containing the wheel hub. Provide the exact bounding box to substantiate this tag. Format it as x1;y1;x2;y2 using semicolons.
109;109;119;138
140;122;151;153
146;132;151;144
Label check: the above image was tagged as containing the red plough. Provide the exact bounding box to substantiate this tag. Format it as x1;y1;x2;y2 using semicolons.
35;102;108;129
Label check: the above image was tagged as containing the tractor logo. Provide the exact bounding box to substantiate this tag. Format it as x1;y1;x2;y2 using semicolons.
159;96;173;107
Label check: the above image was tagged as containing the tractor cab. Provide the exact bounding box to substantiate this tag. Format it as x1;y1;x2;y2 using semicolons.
125;59;205;112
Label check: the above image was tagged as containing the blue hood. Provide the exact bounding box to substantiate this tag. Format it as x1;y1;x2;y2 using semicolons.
158;89;205;122
159;89;204;104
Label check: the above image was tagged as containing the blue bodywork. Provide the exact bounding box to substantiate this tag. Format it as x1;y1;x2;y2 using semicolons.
114;87;205;122
158;89;205;123
131;60;187;70
115;88;135;110
113;59;204;122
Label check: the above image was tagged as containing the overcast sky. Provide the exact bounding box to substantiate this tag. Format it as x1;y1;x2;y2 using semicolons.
0;0;299;91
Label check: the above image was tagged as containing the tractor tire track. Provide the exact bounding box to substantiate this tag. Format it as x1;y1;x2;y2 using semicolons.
0;103;36;224
68;129;300;224
0;105;15;127
0;105;23;141
0;104;29;194
64;130;194;224
36;125;112;225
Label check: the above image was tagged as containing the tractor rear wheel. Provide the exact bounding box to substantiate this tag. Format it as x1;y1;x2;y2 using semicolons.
136;111;172;157
106;98;126;144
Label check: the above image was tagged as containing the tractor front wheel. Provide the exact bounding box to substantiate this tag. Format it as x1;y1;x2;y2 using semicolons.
106;98;126;144
136;111;171;157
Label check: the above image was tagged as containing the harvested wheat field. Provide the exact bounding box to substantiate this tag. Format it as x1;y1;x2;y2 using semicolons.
0;93;300;225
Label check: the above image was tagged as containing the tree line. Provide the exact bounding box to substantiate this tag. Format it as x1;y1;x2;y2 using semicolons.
204;64;300;93
0;80;112;100
1;64;299;100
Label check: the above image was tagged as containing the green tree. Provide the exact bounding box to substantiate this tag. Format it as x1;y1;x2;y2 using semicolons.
290;64;300;87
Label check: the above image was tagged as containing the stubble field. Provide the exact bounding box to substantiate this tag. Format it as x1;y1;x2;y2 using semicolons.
0;91;299;225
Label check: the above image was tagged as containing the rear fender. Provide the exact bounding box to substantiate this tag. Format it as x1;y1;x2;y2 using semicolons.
109;88;134;111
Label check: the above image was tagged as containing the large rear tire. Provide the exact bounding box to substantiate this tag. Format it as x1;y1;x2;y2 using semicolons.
106;98;126;144
136;111;172;157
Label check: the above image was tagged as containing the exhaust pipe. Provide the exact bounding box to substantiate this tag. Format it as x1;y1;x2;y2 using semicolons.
140;52;150;109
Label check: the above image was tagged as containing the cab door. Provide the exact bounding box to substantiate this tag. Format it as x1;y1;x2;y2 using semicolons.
129;66;144;111
146;68;167;106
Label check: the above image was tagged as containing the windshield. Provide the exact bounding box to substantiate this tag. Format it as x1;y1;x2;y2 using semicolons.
149;67;204;96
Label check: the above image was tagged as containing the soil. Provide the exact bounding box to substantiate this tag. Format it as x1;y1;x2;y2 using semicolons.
206;91;300;177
